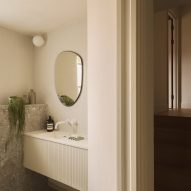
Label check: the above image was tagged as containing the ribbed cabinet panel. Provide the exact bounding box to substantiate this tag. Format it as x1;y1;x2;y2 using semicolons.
24;136;88;191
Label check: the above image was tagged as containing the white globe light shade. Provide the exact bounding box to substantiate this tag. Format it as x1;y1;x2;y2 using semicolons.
32;35;45;47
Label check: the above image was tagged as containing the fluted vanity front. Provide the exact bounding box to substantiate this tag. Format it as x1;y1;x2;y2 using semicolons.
24;130;88;191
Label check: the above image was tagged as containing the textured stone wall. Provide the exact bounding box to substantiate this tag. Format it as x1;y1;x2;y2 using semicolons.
25;104;47;132
0;104;56;191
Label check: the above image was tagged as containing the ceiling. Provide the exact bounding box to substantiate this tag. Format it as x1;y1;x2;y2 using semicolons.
0;0;86;36
155;0;191;10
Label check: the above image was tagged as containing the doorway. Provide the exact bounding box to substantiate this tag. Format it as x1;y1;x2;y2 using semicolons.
154;2;191;191
168;11;179;109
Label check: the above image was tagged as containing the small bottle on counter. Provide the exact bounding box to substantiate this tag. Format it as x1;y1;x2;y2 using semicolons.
28;89;36;104
46;116;55;132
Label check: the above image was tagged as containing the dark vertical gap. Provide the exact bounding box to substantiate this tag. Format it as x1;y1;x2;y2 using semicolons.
179;15;182;109
168;16;174;109
171;18;174;109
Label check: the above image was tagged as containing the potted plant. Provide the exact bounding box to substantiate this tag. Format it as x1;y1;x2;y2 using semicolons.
8;96;25;137
5;96;25;151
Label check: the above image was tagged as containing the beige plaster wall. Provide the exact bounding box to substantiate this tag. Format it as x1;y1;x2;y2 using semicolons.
87;0;120;190
0;27;34;104
34;22;87;136
181;7;191;108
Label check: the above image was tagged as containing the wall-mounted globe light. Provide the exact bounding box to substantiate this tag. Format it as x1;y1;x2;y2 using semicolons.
32;35;45;47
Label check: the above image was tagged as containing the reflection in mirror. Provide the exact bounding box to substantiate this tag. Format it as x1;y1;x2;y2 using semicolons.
55;51;83;107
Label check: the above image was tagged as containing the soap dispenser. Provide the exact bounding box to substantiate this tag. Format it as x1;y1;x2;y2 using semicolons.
46;116;54;132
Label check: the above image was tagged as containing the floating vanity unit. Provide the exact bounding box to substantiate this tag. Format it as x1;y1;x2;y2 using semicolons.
24;130;88;191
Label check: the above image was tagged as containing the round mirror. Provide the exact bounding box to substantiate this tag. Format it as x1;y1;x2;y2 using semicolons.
55;51;83;107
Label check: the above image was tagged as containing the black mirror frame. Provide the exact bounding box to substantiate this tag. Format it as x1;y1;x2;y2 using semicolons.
55;50;84;107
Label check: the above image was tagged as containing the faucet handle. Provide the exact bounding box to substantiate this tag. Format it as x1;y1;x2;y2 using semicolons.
68;119;78;126
69;119;78;135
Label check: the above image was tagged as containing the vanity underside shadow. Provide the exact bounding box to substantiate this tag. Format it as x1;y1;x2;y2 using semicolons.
155;109;191;191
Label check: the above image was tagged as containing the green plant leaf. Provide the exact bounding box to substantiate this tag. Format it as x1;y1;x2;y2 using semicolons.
8;96;25;137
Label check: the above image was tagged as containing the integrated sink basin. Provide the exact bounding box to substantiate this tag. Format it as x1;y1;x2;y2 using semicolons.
24;130;88;150
45;131;67;139
45;131;85;141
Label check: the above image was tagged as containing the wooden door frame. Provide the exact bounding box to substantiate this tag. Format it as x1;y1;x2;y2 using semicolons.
168;10;181;109
125;0;154;190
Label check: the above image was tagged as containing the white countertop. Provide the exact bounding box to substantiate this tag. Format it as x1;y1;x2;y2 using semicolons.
25;130;88;150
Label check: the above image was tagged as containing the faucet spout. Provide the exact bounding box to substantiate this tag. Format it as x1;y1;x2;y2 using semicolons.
54;119;78;137
55;121;68;130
